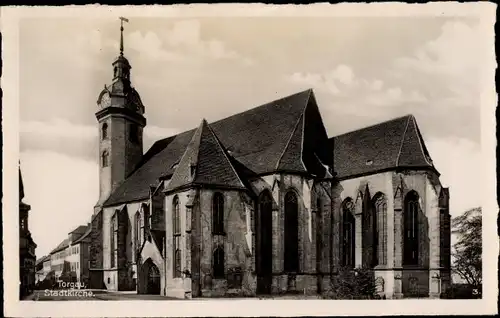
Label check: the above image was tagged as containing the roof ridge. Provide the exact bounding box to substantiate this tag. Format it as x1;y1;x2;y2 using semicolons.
332;114;413;139
275;112;305;171
410;115;434;167
204;122;246;188
395;115;412;166
144;90;313;145
275;90;312;171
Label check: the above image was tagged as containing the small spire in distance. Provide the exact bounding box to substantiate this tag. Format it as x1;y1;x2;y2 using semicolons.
119;17;129;56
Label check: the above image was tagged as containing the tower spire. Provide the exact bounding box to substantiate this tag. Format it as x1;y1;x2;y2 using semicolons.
119;17;129;56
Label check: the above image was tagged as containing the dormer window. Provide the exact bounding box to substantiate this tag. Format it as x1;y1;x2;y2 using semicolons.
366;160;373;166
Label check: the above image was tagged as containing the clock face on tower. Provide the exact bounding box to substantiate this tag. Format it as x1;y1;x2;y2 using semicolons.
99;92;111;109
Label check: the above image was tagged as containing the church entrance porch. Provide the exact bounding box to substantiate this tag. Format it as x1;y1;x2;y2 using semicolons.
139;259;162;295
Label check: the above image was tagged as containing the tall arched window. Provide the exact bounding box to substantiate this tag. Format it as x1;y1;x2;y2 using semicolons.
256;190;273;279
374;193;387;265
172;196;181;277
102;123;108;140
135;212;141;252
404;191;420;266
102;151;109;168
284;191;299;272
212;193;224;235
341;199;355;268
213;246;225;279
316;196;323;267
110;212;118;268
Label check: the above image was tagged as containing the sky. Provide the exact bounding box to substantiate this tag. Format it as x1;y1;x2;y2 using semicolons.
18;13;485;258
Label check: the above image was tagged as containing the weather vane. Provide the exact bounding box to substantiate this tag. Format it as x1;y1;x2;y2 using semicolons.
119;17;129;56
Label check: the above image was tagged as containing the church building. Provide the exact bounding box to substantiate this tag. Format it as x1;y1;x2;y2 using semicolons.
88;22;451;299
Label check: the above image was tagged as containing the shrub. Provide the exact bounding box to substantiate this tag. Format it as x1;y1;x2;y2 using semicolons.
323;267;377;299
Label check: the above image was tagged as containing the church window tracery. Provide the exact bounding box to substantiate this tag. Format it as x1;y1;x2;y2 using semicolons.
173;196;181;278
110;211;118;268
135;211;141;254
341;198;355;268
404;191;420;266
374;193;388;266
284;190;299;272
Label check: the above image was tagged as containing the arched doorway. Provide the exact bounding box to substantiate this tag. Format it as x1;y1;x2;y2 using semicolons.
256;190;273;294
143;259;161;295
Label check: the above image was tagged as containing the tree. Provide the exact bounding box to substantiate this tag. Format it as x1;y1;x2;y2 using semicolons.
324;267;377;299
452;207;482;289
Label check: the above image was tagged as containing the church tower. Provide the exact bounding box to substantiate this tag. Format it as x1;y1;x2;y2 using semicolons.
95;18;146;207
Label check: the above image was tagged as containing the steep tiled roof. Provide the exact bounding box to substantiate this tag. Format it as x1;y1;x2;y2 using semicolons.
166;119;246;192
104;89;318;206
36;255;51;265
69;225;88;235
331;115;435;179
50;225;89;254
50;238;70;254
73;227;91;244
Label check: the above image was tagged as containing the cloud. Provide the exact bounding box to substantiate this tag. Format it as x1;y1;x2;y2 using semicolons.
328;64;355;86
20;150;99;258
392;20;482;110
21;118;97;140
126;19;249;64
143;125;181;150
127;31;186;62
287;64;428;114
20;118;181;161
426;137;481;216
395;21;480;79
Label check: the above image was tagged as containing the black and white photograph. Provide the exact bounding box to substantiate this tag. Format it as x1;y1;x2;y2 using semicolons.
2;3;497;317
